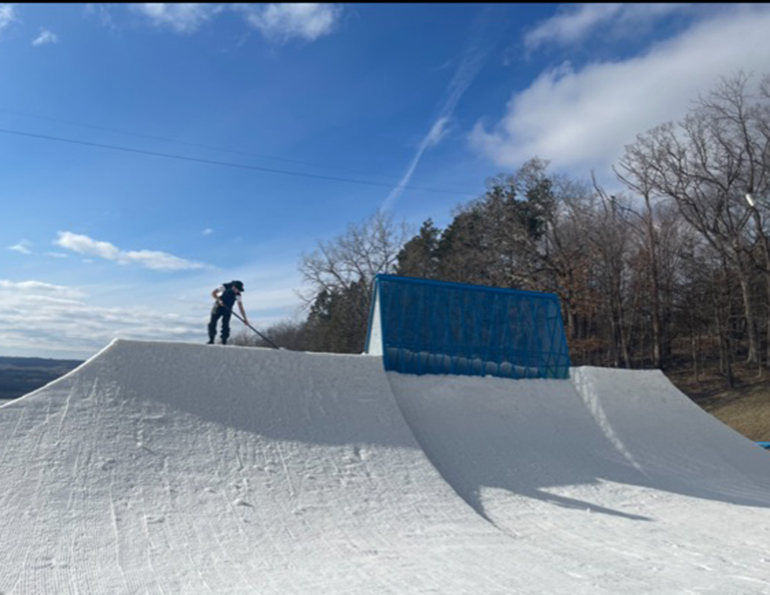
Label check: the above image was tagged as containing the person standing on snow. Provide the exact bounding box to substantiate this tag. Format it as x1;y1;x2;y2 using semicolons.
207;280;248;345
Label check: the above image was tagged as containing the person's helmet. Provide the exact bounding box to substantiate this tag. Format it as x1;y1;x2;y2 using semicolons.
232;280;244;292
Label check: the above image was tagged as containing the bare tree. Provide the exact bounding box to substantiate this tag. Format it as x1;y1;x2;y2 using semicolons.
612;159;690;368
585;183;634;367
618;72;770;366
299;209;410;305
298;209;410;352
527;173;597;352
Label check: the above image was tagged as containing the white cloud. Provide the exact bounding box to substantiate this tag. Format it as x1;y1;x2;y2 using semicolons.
240;3;342;43
471;6;770;175
130;3;224;34
0;4;16;33
56;231;120;260
0;280;85;300
0;266;305;359
121;249;205;271
8;240;32;255
524;3;689;51
32;28;57;46
525;4;624;50
54;231;205;271
84;4;118;30
125;3;343;43
202;228;214;236
0;250;305;358
0;279;203;359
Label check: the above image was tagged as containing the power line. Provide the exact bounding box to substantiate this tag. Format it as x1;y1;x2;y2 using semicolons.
0;107;482;196
0;126;481;198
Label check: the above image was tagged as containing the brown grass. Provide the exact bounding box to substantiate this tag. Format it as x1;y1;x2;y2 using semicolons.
666;360;770;442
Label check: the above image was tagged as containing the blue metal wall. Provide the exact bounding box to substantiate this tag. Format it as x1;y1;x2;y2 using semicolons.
366;275;571;380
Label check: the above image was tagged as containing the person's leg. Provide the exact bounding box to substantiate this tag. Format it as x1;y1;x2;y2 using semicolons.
220;309;233;344
208;306;223;343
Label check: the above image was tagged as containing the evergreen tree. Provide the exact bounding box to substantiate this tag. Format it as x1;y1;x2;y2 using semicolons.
395;219;442;279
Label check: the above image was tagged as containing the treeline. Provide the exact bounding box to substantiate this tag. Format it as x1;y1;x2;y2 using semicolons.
237;72;770;386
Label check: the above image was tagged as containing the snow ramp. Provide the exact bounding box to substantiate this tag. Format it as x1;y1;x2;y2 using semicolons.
1;340;770;594
389;367;770;594
0;339;617;595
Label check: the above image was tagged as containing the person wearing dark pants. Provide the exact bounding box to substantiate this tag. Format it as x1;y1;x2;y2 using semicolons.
207;280;248;345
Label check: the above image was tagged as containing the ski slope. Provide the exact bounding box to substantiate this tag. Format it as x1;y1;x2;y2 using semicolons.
1;339;769;594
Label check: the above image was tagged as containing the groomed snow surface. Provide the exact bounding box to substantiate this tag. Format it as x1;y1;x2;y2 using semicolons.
1;340;769;594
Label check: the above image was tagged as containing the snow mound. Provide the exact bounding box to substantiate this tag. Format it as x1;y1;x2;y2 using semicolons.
1;339;770;594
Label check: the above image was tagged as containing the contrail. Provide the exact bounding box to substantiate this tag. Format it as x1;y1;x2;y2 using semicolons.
382;6;507;211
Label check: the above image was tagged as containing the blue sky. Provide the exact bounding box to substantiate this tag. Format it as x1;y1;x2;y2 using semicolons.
2;3;770;360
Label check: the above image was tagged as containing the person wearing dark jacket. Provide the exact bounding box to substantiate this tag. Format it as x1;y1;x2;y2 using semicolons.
207;280;248;345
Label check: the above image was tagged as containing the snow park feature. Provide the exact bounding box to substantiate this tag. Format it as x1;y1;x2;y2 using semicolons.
1;285;770;593
365;275;571;379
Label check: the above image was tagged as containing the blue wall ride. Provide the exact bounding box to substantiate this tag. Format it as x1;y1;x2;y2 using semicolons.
365;275;571;380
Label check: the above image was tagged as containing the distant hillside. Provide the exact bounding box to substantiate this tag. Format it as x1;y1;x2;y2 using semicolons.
0;356;83;400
